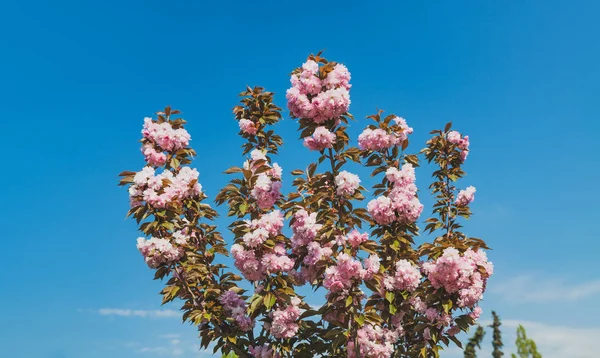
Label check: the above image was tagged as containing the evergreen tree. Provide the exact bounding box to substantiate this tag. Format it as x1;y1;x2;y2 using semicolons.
511;325;542;358
464;325;486;358
490;310;504;357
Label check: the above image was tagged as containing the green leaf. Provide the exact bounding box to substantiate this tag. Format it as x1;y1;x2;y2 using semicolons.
249;295;263;314
385;291;395;303
354;314;365;326
442;300;452;313
264;293;276;310
345;296;353;307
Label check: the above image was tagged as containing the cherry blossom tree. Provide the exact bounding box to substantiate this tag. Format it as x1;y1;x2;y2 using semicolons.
119;53;493;358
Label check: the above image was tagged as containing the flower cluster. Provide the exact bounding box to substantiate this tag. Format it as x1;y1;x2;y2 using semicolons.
268;297;302;339
290;209;322;250
245;150;283;210
129;166;202;209
304;126;336;151
335;171;361;197
455;186;476;206
249;345;280;358
286;59;351;123
347;324;404;358
422;247;493;308
358;117;413;151
239;212;279;248
142;144;167;166
345;229;368;247
304;241;333;266
383;259;422;292
409;296;427;314
231;210;292;281
447;130;470;162
367;164;423;225
425;308;453;327
136;236;183;268
142;117;191;152
219;290;253;331
171;229;190;245
238;118;258;135
323;253;380;293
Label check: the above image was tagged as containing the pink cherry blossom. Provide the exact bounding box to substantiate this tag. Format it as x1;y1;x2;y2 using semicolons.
231;244;264;281
269;297;302;339
348;324;401;358
385;164;416;186
367;196;396;225
361;254;381;280
219;290;253;331
358;128;394;151
136;237;183;268
303;126;336;151
130;166;202;209
392;259;422;292
335;170;360;196
303;241;333;265
455;186;476;206
291;209;322;250
251;174;282;210
346;229;368;247
249;345;280;358
422;247;493;308
323;253;363;293
286;60;352;123
323;63;351;90
141;144;167;166
142;117;190;152
238;118;258;135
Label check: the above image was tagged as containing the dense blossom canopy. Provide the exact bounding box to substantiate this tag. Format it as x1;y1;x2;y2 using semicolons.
119;53;492;358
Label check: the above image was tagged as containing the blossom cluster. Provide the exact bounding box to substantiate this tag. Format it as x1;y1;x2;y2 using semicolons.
219;290;253;331
303;126;336;151
290;209;322;250
231;210;293;281
141;117;191;166
142;144;167;166
249;345;280;358
268;297;302;339
447;130;470;162
383;259;422;292
286;59;351;123
323;253;380;293
367;164;423;225
347;324;404;358
136;236;183;268
335;171;361;197
129;166;202;209
238;118;258;135
245;150;282;210
345;229;368;247
358;117;413;151
455;186;476;206
422;247;494;308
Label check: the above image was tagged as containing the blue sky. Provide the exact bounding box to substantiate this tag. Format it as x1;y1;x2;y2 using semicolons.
1;0;599;357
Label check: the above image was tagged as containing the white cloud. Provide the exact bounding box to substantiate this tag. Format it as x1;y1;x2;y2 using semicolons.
134;334;194;356
137;346;184;356
491;275;600;302
98;308;180;318
499;319;600;358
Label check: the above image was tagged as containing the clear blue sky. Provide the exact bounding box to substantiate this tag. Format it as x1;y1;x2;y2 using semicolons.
1;1;599;357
